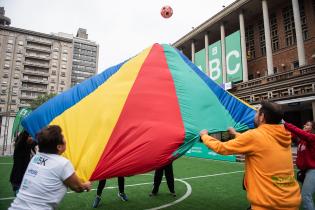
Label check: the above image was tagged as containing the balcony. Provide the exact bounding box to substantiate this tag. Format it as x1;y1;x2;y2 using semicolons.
24;61;49;69
21;78;49;85
231;64;315;104
25;53;51;61
20;95;37;100
23;69;49;77
25;45;51;53
26;38;52;46
20;87;47;93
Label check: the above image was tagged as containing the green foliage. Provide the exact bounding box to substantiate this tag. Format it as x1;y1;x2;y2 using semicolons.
29;93;57;110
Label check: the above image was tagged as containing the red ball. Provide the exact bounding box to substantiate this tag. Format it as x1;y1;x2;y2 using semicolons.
161;5;173;18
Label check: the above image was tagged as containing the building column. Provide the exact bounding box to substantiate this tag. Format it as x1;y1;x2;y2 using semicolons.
239;11;248;82
205;33;209;76
292;0;306;66
312;101;315;121
220;23;227;83
191;41;195;63
262;0;274;75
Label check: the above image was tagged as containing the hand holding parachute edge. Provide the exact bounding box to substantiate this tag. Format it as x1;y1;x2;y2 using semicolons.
227;127;238;136
199;129;208;142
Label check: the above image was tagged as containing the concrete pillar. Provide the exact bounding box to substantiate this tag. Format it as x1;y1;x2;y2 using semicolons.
220;23;227;83
312;101;315;121
239;11;248;82
292;0;306;66
191;41;195;63
205;33;209;76
262;0;274;75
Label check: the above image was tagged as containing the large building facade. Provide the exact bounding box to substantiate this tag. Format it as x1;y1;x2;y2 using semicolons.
173;0;315;127
71;28;99;86
0;8;99;154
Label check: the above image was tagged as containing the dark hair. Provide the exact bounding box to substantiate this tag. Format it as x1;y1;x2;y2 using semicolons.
15;130;30;146
306;121;315;133
37;125;64;154
259;101;283;124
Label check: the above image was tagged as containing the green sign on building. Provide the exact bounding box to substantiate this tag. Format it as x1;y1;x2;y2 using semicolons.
208;40;223;84
192;30;243;84
195;48;206;74
225;30;243;83
186;142;236;162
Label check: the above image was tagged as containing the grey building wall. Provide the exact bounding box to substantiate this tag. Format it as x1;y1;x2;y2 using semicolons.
71;29;98;87
0;26;73;116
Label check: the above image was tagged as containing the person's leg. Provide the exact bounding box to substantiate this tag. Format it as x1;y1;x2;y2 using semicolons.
118;177;125;193
12;184;20;196
164;163;175;195
96;179;107;196
151;168;164;195
117;177;128;201
93;179;107;208
301;169;315;210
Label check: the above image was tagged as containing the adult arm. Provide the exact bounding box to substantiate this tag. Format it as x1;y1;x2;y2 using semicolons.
63;173;91;193
200;129;256;155
284;122;315;142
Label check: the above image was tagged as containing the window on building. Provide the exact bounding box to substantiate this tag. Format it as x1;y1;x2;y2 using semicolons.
283;5;296;46
245;25;255;59
299;0;308;40
293;60;299;68
270;14;279;52
258;20;266;56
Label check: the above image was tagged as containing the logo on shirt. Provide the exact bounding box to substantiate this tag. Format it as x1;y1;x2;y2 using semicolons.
32;156;48;166
26;168;38;177
271;175;296;187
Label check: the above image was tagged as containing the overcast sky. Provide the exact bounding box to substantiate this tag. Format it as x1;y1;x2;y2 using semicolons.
2;0;235;73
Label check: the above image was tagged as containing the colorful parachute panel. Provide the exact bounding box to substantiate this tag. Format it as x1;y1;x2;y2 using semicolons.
22;43;256;181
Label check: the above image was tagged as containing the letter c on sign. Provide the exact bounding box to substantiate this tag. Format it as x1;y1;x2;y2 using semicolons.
226;50;240;75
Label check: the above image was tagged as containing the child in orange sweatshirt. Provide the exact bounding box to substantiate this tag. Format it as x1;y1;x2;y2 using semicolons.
200;101;301;210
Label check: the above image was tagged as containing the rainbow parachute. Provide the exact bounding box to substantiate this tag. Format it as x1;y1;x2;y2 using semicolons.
22;44;256;181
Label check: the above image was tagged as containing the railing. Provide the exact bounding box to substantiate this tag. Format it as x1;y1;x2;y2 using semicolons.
21;78;49;85
25;46;51;53
234;64;315;90
24;61;49;68
26;38;52;46
25;53;51;60
231;64;315;104
20;87;47;92
23;70;49;77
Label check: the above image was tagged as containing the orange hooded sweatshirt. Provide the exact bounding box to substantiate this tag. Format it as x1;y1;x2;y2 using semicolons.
201;124;301;210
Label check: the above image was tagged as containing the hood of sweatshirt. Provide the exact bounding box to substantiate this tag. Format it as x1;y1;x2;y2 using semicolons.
258;124;292;147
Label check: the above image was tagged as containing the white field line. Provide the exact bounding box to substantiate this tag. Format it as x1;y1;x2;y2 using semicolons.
0;170;243;201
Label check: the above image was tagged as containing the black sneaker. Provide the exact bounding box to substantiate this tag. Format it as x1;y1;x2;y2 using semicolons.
170;192;176;197
118;192;128;201
92;196;101;208
149;192;157;196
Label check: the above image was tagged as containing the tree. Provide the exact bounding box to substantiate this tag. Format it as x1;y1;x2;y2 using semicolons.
29;93;57;110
